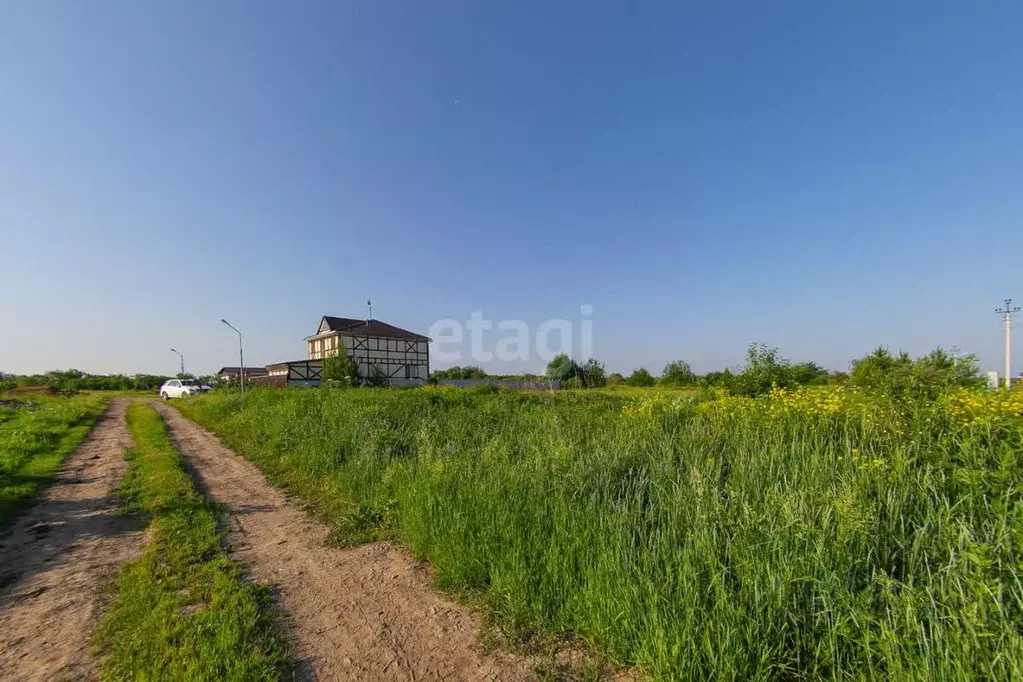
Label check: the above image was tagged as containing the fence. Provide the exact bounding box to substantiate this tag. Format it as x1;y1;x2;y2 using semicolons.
435;378;560;390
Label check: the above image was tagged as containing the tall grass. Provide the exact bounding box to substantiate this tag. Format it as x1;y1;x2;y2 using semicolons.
0;393;107;527
178;388;1023;680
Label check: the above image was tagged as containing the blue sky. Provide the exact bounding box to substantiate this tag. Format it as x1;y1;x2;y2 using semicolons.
2;1;1021;377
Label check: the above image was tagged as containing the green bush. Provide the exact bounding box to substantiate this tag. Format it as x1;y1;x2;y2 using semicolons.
850;346;982;398
432;366;488;380
322;340;361;386
625;367;655;387
660;360;696;386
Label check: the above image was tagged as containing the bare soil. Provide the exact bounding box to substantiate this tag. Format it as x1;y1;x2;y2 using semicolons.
150;401;532;681
0;398;143;681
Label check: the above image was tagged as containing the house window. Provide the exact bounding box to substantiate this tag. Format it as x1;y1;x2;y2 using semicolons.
405;364;415;379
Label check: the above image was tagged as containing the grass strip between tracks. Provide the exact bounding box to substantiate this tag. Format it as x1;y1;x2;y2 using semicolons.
96;401;289;681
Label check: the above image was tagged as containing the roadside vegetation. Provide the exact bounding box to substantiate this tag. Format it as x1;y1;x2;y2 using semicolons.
175;347;1023;680
0;392;108;528
96;402;288;681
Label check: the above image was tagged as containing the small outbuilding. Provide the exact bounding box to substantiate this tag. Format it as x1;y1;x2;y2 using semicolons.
216;366;268;382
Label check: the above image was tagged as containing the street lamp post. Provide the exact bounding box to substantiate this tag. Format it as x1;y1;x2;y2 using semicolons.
170;348;184;376
220;319;244;394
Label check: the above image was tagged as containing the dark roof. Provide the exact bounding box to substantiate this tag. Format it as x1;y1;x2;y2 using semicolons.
216;367;269;375
322;316;364;330
316;316;430;342
265;359;321;368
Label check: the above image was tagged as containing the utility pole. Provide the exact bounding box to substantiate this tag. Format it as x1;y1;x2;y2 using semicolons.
220;319;245;394
995;298;1020;389
170;348;184;376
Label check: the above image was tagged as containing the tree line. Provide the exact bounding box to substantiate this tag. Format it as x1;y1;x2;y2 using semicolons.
432;343;987;397
0;369;178;392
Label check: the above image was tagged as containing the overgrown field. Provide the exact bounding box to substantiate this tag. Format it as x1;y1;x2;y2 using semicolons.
0;392;108;527
177;386;1023;680
97;402;288;680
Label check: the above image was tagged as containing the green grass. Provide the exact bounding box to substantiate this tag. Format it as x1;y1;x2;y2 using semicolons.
96;402;289;681
0;392;108;528
177;387;1023;680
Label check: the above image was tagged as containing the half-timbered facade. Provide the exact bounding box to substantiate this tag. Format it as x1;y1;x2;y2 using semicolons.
304;316;430;385
264;360;323;387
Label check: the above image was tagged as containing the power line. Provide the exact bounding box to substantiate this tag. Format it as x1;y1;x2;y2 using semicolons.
995;298;1020;388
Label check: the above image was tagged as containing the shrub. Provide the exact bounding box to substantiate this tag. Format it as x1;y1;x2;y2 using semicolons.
322;340;361;386
432;366;488;380
660;360;696;386
625;367;655;387
365;364;388;388
850;346;982;398
579;358;607;388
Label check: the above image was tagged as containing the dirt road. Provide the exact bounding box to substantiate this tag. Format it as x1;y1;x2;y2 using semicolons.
0;399;143;681
150;401;530;681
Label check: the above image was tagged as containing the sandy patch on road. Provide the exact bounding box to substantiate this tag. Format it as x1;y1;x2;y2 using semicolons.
0;399;143;681
151;400;530;681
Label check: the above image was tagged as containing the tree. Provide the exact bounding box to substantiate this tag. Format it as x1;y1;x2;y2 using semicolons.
626;367;655;387
432;366;487;380
727;343;800;396
850;346;982;397
608;372;625;386
579;358;607;388
660;360;696;386
913;348;981;390
789;361;830;386
322;340;361;386
849;347;911;393
546;353;580;382
701;368;734;389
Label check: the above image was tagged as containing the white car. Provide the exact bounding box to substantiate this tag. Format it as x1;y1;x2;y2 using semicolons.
159;379;210;400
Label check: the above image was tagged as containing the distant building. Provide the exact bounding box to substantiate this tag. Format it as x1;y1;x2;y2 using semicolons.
216;366;268;382
985;370;1023;389
304;316;431;385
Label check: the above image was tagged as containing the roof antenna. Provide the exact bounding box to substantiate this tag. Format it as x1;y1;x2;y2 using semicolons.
367;299;373;322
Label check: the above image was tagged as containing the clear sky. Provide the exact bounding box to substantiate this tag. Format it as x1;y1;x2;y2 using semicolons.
2;1;1021;377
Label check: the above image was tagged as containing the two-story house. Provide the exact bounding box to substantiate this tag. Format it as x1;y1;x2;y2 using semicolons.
304;316;430;384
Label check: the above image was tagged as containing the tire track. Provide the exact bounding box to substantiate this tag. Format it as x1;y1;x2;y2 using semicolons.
150;400;529;681
0;398;143;681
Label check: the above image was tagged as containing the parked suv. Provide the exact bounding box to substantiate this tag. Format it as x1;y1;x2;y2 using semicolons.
159;378;210;400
